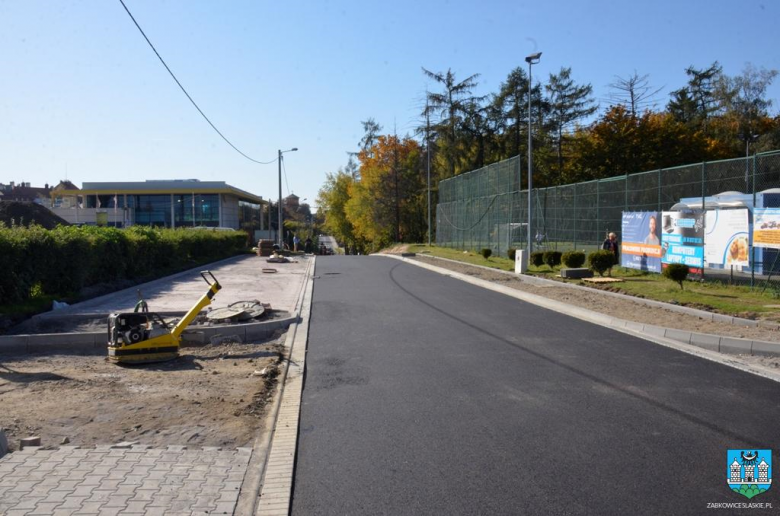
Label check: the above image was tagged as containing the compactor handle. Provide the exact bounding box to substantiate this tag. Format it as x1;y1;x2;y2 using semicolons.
200;270;221;290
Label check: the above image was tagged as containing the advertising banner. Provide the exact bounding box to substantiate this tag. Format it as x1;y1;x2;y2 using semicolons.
661;209;705;272
754;208;780;249
621;211;662;272
704;209;749;266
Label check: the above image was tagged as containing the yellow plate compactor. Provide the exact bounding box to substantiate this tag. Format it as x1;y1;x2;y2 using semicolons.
107;271;221;364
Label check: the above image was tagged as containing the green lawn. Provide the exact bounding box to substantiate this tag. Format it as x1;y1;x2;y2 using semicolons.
407;244;780;320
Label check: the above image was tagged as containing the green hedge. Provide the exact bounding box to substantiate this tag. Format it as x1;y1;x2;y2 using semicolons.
561;250;586;268
0;225;247;305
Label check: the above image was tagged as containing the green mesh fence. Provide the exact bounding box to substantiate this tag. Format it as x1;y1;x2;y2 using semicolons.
437;151;780;284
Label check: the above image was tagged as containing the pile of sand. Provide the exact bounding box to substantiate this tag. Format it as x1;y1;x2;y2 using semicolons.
0;201;69;229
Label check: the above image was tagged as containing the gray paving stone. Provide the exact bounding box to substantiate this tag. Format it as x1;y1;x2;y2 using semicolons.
7;497;44;510
59;495;89;509
76;500;105;513
1;446;251;515
26;501;63;514
52;509;80;516
96;507;123;516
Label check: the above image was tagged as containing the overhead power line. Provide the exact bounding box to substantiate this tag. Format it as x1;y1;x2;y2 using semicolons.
117;0;275;165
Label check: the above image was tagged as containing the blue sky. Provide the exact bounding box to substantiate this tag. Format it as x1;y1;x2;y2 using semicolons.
2;0;779;209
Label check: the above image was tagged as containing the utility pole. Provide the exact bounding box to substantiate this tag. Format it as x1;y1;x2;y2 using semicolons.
427;97;432;247
526;52;542;259
278;149;283;247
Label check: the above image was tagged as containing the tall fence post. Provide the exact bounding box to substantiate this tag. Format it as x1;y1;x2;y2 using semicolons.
573;183;577;250
752;154;758;288
702;162;707;280
624;173;629;214
657;169;662;212
554;186;558;251
596;181;601;242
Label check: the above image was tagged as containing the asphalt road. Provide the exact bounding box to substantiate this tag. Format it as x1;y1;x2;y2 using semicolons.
291;256;780;515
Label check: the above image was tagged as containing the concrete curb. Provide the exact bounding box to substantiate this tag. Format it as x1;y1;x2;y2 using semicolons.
234;254;314;515
383;255;780;358
417;254;780;330
254;252;314;515
0;316;300;355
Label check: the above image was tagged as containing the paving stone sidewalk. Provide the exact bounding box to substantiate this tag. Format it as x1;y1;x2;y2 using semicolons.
0;445;251;515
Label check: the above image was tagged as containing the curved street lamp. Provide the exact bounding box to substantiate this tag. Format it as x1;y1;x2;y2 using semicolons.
278;148;298;246
525;52;541;260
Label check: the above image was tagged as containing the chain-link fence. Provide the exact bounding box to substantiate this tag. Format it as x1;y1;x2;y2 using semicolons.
436;151;780;285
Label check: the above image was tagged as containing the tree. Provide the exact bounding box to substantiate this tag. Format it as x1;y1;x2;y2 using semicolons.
422;68;484;178
359;118;383;155
667;87;699;126
545;67;597;178
316;170;360;249
346;136;424;250
608;71;663;118
494;67;530;160
716;63;779;156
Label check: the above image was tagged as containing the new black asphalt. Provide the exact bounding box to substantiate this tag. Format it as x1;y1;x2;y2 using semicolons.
291;256;780;515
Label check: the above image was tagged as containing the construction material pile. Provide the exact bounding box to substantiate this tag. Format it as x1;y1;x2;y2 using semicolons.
0;201;69;229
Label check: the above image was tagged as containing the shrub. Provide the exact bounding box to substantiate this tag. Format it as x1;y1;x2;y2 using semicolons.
507;247;517;261
0;225;248;306
480;248;492;259
663;263;689;289
562;250;586;268
530;251;545;267
543;251;562;268
588;250;617;277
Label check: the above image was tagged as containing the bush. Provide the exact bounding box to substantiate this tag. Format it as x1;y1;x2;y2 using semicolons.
663;263;690;289
562;250;586;268
0;225;248;306
480;248;492;259
543;251;562;268
588;250;617;277
530;251;545;267
507;247;517;261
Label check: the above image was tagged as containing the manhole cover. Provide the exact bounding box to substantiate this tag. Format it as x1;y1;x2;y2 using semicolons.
228;301;266;320
206;307;248;321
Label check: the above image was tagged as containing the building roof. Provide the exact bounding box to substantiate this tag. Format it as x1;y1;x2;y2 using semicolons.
78;180;264;204
52;180;80;193
3;185;51;202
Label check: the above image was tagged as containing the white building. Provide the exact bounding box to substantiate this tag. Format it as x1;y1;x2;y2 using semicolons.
50;180;266;230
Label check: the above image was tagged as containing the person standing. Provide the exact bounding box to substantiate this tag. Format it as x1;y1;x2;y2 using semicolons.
293;234;301;252
602;232;619;275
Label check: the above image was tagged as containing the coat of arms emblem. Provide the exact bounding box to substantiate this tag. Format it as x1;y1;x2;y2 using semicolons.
727;450;772;499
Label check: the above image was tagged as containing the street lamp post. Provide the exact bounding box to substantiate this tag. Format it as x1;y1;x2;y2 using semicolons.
277;147;298;247
525;52;541;261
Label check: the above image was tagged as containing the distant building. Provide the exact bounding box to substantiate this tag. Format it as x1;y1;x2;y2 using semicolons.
284;193;300;210
0;181;52;204
51;180;266;230
50;180;81;209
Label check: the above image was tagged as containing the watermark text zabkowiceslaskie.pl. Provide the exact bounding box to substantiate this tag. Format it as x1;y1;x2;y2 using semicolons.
707;502;773;510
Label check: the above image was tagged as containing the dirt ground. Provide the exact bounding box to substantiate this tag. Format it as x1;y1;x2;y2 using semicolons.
0;335;284;453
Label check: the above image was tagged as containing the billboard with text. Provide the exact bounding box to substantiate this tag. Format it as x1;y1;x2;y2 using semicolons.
621;211;662;272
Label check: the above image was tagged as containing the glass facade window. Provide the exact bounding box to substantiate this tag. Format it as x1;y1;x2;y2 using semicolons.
170;194;219;227
83;191;234;228
134;195;173;227
239;200;262;230
86;194;128;209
